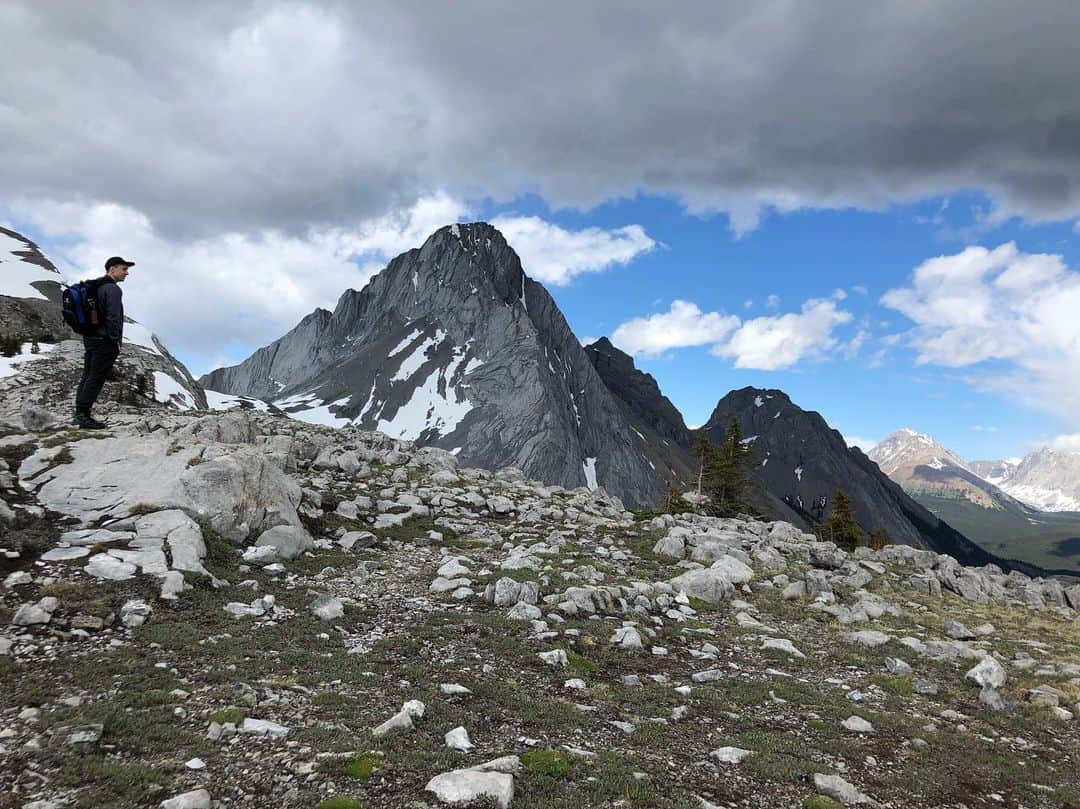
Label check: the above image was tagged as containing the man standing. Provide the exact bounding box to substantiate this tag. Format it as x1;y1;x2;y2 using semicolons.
74;256;133;429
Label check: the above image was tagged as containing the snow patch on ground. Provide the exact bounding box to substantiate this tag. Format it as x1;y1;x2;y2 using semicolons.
0;232;60;301
754;396;764;407
794;466;803;482
0;342;57;380
582;457;598;490
152;371;195;410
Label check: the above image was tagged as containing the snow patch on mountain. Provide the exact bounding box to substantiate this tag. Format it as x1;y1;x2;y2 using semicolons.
582;457;598;490
0;231;61;301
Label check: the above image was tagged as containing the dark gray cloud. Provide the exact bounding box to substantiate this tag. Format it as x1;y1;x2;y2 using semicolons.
4;1;1080;235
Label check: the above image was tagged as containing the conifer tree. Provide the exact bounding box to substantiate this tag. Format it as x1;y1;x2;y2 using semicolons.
699;419;756;518
868;526;890;550
826;489;862;551
692;431;716;497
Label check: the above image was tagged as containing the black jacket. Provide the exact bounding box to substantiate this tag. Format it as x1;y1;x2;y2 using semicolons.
91;276;124;343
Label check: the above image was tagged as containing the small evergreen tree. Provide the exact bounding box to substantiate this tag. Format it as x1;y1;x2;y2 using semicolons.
868;526;890;550
825;489;862;551
703;419;756;518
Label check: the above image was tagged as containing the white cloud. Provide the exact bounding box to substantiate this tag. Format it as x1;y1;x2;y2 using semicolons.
844;434;879;452
711;299;854;370
611;300;739;357
972;424;999;433
881;242;1080;423
853;285;869;296
765;294;780;310
611;296;853;371
832;288;847;301
1048;433;1080;452
490;216;656;285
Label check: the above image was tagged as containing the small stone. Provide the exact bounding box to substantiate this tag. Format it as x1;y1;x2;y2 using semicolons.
761;637;806;658
240;718;289;738
711;746;753;763
120;599;152;628
445;726;474;752
884;657;912;677
40;546;91;562
426;769;514;809
842;716;874;733
185;757;206;770
373;708;414;736
12;597;58;626
440;683;473;696
966;657;1007;689
160;789;211;809
538;649;568;667
943;618;976;640
311;594;344;621
814;773;873;805
85;553;137;581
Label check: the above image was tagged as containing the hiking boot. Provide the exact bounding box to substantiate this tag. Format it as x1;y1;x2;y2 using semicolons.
74;413;107;430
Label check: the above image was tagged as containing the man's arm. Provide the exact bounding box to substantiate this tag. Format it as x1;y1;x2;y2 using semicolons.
98;284;123;343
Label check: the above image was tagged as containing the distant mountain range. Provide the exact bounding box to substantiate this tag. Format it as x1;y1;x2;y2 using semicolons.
969;451;1080;513
868;429;1080;571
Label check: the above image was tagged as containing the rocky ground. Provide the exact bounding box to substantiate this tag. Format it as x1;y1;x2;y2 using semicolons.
1;407;1078;809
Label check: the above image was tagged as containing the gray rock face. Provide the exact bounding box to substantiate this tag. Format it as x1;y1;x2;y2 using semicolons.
27;434;303;541
201;223;670;508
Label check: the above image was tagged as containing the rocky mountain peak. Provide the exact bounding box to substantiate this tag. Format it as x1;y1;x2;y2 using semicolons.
868;428;968;477
201;223;677;507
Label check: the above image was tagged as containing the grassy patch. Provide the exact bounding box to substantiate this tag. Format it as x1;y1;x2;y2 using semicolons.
317;797;366;809
872;675;914;697
209;707;245;725
804;797;844;809
521;749;573;777
565;650;599;675
55;751;163;808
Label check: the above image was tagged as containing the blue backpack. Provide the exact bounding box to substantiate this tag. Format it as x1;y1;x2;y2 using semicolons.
61;279;103;335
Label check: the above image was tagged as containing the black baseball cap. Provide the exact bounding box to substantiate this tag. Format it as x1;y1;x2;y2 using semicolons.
105;256;135;270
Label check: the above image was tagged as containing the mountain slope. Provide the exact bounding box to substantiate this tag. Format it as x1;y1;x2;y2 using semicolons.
583;337;696;489
0;226;207;415
869;430;1080;571
202;223;674;508
702;387;1018;570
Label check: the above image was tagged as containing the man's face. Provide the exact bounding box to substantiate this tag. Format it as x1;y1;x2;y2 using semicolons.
107;264;130;282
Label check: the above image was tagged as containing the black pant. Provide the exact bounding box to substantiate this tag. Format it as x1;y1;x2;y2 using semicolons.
75;337;120;414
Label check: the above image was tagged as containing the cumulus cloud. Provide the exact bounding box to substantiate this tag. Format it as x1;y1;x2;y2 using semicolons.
1049;433;1080;452
4;3;1080;237
8;195;651;372
611;297;853;370
712;299;854;370
881;242;1080;423
490;216;656;285
611;300;740;357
